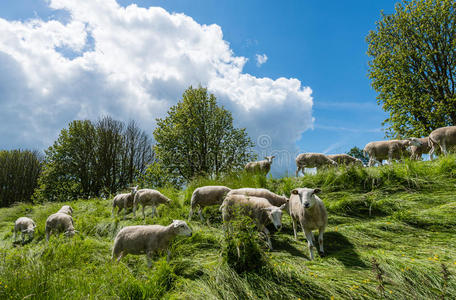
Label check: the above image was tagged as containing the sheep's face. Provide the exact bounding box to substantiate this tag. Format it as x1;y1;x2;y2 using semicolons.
264;156;276;163
64;229;76;237
263;206;285;230
22;227;35;238
59;205;73;215
173;220;192;237
407;137;422;147
130;185;138;196
291;188;321;209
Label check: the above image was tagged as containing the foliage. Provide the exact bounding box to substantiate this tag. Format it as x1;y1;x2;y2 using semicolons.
33;116;153;202
347;146;369;165
139;161;179;188
0;149;42;207
154;86;255;185
367;0;456;138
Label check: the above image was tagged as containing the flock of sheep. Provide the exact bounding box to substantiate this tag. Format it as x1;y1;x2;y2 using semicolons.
11;125;456;267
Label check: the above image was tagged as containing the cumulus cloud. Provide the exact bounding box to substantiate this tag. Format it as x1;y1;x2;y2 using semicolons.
0;0;313;174
255;53;268;67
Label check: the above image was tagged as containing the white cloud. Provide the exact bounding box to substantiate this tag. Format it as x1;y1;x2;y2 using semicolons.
255;53;268;67
0;0;313;174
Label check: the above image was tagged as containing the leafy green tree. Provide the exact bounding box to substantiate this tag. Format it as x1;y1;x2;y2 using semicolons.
0;149;42;207
347;146;369;165
367;0;456;138
154;86;255;184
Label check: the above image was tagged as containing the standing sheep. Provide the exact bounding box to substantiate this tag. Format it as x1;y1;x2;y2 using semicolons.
363;140;411;166
327;154;363;166
429;126;456;159
288;188;327;260
407;137;431;160
245;156;275;175
13;217;36;243
133;189;171;219
220;194;286;249
112;186;138;219
227;188;288;207
45;205;77;241
295;153;338;176
112;220;192;267
188;186;231;222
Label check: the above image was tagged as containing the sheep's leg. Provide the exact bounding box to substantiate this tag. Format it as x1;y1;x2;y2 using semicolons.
295;166;300;177
146;252;152;268
441;142;447;155
167;249;171;262
45;229;51;241
188;207;193;221
262;227;273;250
310;231;315;243
142;205;146;220
151;205;157;218
292;218;298;240
198;208;204;222
318;228;325;256
13;230;17;242
21;233;25;244
303;228;315;260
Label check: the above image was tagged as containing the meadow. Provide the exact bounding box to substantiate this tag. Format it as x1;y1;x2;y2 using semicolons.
1;156;456;299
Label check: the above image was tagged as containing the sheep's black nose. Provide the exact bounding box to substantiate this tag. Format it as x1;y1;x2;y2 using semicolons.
304;203;310;208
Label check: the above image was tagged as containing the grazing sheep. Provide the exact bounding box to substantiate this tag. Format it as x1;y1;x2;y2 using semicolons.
112;220;192;267
288;188;327;260
407;137;431;160
429;126;456;159
133;189;171;219
227;188;288;207
112;186;138;219
327;154;363;166
220;194;286;249
188;186;231;222
13;217;36;243
245;156;275;175
295;153;338;176
363;140;411;166
45;205;77;241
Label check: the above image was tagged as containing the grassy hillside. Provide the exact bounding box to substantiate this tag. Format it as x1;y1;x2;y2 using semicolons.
1;157;456;299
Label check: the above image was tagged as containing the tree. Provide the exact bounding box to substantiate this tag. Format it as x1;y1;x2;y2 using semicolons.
0;149;42;207
154;86;255;184
34;117;154;202
347;146;369;165
367;0;456;138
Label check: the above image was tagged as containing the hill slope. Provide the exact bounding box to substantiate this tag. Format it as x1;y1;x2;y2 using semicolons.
1;157;456;299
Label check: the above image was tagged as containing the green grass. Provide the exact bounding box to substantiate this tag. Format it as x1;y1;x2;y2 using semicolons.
1;157;456;299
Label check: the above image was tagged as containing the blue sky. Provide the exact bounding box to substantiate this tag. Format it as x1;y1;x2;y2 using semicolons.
0;0;398;174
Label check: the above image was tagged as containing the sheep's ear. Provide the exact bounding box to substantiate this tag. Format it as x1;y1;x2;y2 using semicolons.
291;189;299;195
279;203;287;210
313;188;321;194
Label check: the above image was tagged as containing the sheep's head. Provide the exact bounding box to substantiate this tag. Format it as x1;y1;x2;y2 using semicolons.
22;227;35;238
291;188;321;209
64;229;76;237
264;156;276;163
263;204;286;230
407;137;422;147
130;185;139;195
172;220;192;236
59;205;73;215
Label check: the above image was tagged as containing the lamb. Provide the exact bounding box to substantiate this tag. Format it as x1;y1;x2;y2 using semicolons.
188;186;231;222
112;186;138;219
45;205;77;241
326;154;363;166
295;153;338;176
111;220;192;267
13;217;36;243
288;188;327;260
133;189;171;219
407;137;431;160
429;126;456;159
245;156;275;175
220;194;287;249
363;140;411;167
227;188;288;207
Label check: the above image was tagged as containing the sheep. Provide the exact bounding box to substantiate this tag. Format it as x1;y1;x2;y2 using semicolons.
363;140;411;167
429;126;456;159
227;188;288;207
112;186;138;219
288;188;327;260
220;194;287;249
13;217;36;243
133;189;171;219
45;205;77;241
188;186;231;222
245;156;275;175
295;153;338;176
111;220;192;267
407;137;431;160
326;154;363;166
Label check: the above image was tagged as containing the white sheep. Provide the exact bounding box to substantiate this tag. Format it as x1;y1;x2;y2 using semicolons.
133;189;171;219
13;217;36;243
112;186;138;219
45;205;77;241
363;140;411;166
245;156;275;175
111;220;192;267
429;126;456;159
295;153;338;176
220;194;286;249
188;186;231;222
227;188;288;207
288;188;327;260
326;154;363;166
